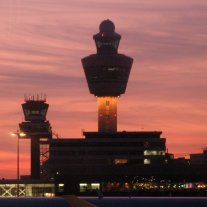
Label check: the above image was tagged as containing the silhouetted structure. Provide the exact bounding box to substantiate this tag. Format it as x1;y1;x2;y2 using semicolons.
19;95;52;179
47;20;168;195
190;149;207;165
82;19;133;132
11;20;207;197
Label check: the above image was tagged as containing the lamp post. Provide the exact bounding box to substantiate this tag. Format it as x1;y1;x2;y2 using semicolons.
10;130;26;197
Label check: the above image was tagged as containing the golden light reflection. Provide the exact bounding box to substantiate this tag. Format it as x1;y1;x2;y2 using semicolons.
97;96;118;132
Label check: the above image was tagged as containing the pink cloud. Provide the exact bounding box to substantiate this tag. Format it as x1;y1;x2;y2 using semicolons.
0;0;207;178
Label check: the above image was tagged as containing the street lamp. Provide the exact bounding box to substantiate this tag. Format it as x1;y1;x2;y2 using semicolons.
10;130;26;197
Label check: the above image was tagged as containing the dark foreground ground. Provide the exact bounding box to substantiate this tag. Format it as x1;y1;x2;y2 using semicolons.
78;189;207;197
0;197;207;207
83;197;207;207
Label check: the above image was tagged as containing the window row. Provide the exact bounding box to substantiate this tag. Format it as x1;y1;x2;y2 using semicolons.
51;142;164;148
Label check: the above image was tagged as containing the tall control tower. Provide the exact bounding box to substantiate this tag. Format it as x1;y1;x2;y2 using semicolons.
82;19;133;132
19;95;52;179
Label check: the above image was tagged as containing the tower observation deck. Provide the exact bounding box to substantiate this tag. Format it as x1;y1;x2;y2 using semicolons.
82;19;133;132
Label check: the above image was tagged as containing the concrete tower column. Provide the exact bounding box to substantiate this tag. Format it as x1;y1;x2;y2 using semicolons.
98;96;117;132
31;136;40;179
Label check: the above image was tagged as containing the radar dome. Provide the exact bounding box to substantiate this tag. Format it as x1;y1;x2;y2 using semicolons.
99;19;115;33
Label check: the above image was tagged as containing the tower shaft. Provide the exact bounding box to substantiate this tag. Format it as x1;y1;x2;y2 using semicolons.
98;96;117;132
31;136;40;179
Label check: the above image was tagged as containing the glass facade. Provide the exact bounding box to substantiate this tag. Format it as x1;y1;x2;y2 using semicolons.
79;183;100;192
0;183;55;197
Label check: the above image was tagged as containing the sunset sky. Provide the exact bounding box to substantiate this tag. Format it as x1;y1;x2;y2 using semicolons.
0;0;207;178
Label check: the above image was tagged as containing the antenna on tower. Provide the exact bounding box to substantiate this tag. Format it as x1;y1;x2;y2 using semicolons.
24;93;47;102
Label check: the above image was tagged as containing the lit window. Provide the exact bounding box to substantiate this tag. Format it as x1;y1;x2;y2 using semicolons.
108;67;117;71
144;150;165;156
144;159;151;164
91;183;100;190
79;183;100;192
79;183;87;192
114;159;128;164
58;183;64;193
31;110;40;115
96;40;119;49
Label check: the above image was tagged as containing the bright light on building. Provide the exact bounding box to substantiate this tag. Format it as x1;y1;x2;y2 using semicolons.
98;96;117;132
144;150;165;156
91;183;100;186
10;133;16;136
19;132;26;137
91;183;100;189
44;193;54;197
10;132;26;137
114;159;128;164
79;183;100;192
144;159;151;164
91;183;100;190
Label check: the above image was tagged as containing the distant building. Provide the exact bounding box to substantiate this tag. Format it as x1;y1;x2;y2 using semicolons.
190;149;207;165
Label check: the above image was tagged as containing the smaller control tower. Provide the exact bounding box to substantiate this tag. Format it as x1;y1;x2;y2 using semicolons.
82;19;133;132
19;95;52;179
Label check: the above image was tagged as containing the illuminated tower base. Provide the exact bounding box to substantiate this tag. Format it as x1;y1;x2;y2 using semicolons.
98;96;117;132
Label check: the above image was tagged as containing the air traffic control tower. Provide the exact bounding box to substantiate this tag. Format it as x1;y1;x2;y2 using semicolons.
19;95;52;179
82;19;133;132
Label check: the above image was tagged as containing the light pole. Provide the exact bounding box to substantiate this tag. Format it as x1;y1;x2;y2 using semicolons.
11;130;26;197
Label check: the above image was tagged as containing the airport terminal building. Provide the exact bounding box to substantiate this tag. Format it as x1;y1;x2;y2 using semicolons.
49;131;166;194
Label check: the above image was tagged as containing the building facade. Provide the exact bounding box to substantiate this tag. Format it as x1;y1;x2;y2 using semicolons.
48;131;166;194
